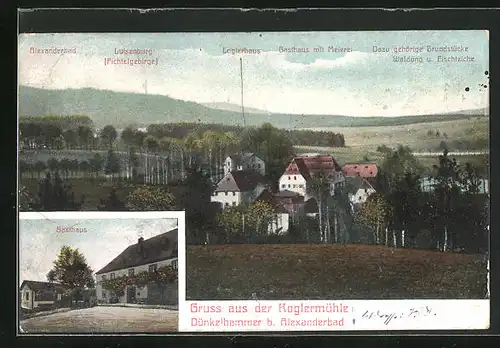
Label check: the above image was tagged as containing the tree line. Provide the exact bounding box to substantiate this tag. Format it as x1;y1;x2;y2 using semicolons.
19;115;346;152
356;146;488;254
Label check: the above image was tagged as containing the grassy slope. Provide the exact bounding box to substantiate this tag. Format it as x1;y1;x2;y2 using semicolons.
186;244;487;300
295;117;489;164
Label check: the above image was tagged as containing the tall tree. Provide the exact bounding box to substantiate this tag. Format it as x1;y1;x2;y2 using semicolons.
104;149;121;183
98;187;126;211
32;172;85;211
432;149;462;251
100;125;118;149
306;171;331;243
47;246;95;305
358;193;392;245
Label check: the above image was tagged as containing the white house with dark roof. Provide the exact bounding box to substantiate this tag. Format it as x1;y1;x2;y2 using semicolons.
95;229;178;305
211;170;267;209
224;152;266;176
20;280;67;310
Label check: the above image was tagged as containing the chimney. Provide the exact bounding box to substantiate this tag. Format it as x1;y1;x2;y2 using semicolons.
138;237;144;255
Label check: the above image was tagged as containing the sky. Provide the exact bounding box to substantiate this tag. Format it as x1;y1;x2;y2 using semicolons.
18;31;489;116
19;216;177;285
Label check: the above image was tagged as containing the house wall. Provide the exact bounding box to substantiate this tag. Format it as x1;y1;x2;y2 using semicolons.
279;174;307;196
96;257;178;304
211;191;242;209
350;188;376;205
224;155;266;176
248;156;266;176
269;213;290;234
20;287;34;310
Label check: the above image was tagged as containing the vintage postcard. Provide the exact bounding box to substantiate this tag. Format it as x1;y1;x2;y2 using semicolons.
18;30;489;332
18;211;185;334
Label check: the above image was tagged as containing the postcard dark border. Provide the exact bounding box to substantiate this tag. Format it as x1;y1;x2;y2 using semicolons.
8;6;500;348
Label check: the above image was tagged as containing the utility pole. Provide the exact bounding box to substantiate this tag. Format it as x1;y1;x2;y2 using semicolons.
240;57;246;127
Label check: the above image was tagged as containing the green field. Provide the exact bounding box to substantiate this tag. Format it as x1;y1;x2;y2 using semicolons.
295;117;489;166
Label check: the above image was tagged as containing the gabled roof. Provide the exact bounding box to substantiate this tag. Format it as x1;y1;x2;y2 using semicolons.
20;280;67;292
215;170;265;192
228;152;257;166
283;155;342;180
343;163;378;178
95;229;178;275
254;190;288;214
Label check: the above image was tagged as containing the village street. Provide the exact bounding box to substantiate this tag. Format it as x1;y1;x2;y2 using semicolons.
20;306;178;333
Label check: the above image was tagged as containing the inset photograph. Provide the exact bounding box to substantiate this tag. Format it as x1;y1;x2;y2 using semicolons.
18;212;182;334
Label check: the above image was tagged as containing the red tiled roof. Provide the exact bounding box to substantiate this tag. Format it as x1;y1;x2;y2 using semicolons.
343;163;378;178
283;155;342;179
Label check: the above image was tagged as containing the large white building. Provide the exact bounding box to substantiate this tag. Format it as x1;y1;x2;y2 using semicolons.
279;155;345;201
224;153;266;176
211;170;267;209
95;229;178;305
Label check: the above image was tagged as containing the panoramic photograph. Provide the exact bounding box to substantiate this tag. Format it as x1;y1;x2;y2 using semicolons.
18;213;179;333
18;31;489;303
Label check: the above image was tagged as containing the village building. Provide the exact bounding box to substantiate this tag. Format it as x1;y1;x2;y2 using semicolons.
254;190;290;234
224;152;266;176
211;170;268;209
20;280;67;310
95;229;178;305
278;155;345;200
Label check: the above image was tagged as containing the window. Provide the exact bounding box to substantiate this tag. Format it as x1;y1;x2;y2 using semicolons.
288;184;291;188
232;192;236;196
299;184;304;188
288;176;291;180
225;192;228;196
149;264;158;273
258;164;261;168
25;292;29;301
227;161;230;166
225;203;229;207
110;273;115;279
281;184;286;188
128;268;135;277
102;291;106;298
102;275;107;281
294;176;296;180
172;260;178;270
57;293;62;301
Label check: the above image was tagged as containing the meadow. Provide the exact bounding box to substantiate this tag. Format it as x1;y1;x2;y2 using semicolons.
186;244;488;300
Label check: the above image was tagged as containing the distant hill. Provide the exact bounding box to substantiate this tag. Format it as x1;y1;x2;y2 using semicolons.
201;102;271;114
18;86;488;129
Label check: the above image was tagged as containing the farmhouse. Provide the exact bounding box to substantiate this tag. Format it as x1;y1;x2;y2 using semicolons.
224;152;266;176
279;155;345;200
211;170;267;209
95;229;178;305
20;280;67;310
274;190;305;218
254;190;290;234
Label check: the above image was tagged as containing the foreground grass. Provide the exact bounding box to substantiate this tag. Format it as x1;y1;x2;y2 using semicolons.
186;244;487;300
